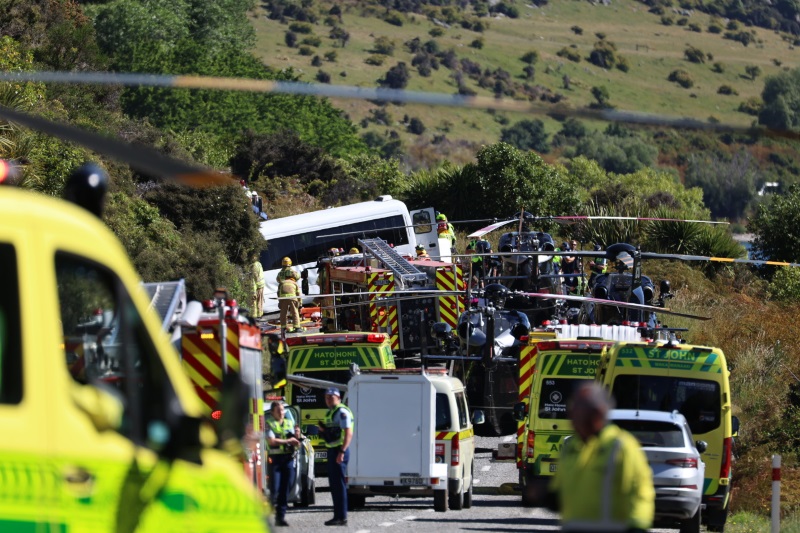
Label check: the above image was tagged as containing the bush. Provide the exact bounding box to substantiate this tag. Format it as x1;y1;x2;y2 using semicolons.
661;16;674;25
373;36;395;56
365;54;387;66
311;55;322;67
324;51;337;62
316;70;331;83
289;22;313;34
616;56;630;72
676;17;688;26
595;32;606;40
384;11;404;26
571;25;583;35
588;40;620;69
301;35;321;47
688;23;702;32
684;45;706;63
712;61;725;73
668;69;694;88
708;23;723;34
285;31;297;47
520;50;539;65
725;30;754;46
429;27;444;37
407;117;425;135
470;38;484;49
738;97;763;116
379;62;411;89
298;46;314;56
717;85;738;95
557;47;581;62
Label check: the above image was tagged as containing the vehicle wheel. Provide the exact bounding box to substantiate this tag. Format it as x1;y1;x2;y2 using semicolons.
706;506;728;532
448;482;464;510
679;506;701;533
348;493;366;511
433;489;447;512
463;467;473;509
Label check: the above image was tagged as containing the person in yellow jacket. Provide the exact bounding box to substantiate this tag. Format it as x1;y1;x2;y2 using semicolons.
278;271;303;333
548;382;654;533
276;256;301;284
250;252;265;319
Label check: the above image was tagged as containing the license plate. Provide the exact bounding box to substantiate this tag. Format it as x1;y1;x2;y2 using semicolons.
400;477;425;486
315;451;327;460
549;463;558;473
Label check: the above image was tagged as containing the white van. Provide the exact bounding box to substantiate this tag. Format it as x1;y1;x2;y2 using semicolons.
346;368;483;512
258;196;440;313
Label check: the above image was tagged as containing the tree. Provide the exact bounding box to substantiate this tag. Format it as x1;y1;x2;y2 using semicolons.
379;62;411;89
329;26;350;47
758;67;800;131
750;183;800;263
684;151;758;219
591;86;611;108
745;65;762;81
500;119;550;153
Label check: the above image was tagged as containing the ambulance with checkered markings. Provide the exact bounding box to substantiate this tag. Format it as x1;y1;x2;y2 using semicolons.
346;368;484;512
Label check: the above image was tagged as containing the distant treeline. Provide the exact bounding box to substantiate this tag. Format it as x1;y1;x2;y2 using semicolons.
639;0;800;36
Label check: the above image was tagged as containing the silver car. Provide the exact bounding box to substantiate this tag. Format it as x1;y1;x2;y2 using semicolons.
610;409;706;533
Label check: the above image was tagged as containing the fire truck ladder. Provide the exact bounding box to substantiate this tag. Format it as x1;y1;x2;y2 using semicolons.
358;238;429;286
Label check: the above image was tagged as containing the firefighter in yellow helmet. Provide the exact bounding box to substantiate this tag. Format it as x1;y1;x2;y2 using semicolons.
278;267;303;334
276;257;300;284
348;247;360;255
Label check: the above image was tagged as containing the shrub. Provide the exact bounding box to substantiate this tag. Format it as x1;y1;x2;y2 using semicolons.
430;27;444;37
738;97;763;116
676;17;688;26
384;11;404;26
311;55;322;67
684;45;706;63
301;35;321;47
595;32;606;40
521;50;539;65
616;56;631;72
661;16;674;25
557;47;581;63
285;31;297;48
588;40;619;69
725;30;754;46
298;46;314;56
571;25;583;35
373;36;395;56
365;54;387;66
379;62;411;89
712;62;724;73
688;23;702;32
717;85;738;95
708;23;723;34
649;5;665;15
324;51;337;62
316;70;331;83
470;38;484;49
289;22;313;34
407;117;426;135
727;20;740;30
668;69;694;88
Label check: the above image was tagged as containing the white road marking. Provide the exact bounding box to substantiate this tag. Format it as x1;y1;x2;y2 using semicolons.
402;516;417;521
474;478;480;484
503;435;515;442
355;530;371;533
379;522;395;527
481;465;491;472
424;508;435;512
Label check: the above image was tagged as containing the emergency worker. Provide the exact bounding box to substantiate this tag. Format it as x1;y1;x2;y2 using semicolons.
277;257;301;284
266;402;301;527
250;252;265;319
415;244;430;259
319;387;354;527
278;272;303;334
588;244;607;289
349;247;359;255
436;213;456;251
547;382;654;533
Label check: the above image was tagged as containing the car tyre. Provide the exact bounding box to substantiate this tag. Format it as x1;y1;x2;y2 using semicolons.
679;506;701;533
433;489;447;512
463;466;473;509
706;506;728;532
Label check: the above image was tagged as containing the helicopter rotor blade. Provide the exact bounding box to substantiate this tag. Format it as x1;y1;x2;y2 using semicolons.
640;252;800;268
516;291;712;321
0;105;233;187
467;219;518;238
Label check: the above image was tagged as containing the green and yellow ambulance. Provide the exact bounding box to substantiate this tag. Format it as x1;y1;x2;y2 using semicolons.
597;341;738;531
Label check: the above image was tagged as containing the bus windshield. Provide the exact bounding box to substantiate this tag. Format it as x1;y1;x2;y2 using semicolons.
261;214;410;270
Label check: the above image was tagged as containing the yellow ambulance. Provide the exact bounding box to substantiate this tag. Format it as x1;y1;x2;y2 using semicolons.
0;175;268;531
597;341;738;531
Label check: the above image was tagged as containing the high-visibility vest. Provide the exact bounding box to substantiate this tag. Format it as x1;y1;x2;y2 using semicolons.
321;404;354;448
277;266;300;283
279;279;300;298
266;416;296;455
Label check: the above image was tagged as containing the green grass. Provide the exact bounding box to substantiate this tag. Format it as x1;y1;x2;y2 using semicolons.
728;511;800;533
248;0;797;163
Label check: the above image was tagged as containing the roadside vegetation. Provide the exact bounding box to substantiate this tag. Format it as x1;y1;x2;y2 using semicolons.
0;0;798;521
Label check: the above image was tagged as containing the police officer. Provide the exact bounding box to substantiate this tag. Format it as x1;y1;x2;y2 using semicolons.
547;382;654;532
319;387;353;527
278;269;303;334
266;402;301;527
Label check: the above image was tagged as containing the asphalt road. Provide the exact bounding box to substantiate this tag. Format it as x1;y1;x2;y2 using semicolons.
275;435;679;532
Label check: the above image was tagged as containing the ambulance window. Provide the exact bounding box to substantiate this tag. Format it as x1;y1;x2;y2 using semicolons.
412;211;432;234
56;253;180;449
455;392;469;429
435;393;452;431
0;244;22;404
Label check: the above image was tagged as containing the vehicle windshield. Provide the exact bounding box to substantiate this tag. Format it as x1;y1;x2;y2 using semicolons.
613;419;685;448
611;375;721;435
538;378;589;419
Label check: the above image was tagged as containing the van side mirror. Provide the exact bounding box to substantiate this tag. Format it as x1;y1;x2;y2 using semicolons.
731;415;740;437
695;440;708;453
472;410;485;425
513;402;527;422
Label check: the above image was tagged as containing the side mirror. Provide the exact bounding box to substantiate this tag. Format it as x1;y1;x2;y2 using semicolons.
513;402;528;422
472;410;485;425
304;425;320;436
695;440;708;454
732;415;740;437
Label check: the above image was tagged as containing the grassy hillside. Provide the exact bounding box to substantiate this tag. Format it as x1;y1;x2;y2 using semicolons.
249;0;796;166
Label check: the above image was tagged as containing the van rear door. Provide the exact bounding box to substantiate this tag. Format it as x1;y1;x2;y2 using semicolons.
410;208;441;259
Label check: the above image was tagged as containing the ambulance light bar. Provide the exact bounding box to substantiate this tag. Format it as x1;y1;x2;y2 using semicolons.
286;332;387;346
535;340;614;352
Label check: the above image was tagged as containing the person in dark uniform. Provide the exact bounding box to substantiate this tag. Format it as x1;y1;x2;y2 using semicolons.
266;402;300;526
319;387;354;526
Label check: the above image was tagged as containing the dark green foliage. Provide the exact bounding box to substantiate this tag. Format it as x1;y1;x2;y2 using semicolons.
316;70;331;83
750;184;800;263
285;31;298;47
520;51;539;64
500;119;550;153
566;132;658;174
379;62;411;89
470;38;484;49
557;47;581;63
372;36;395;55
739;96;763;115
329;26;350;47
324;50;337;62
712;61;725;73
407;117;426;135
366;54;387;66
718;85;738;95
588;40;623;69
668;69;694;88
684;45;706;63
570;25;584;35
745;65;762;80
301;35;322;47
688;22;702;32
661;16;674;25
684;151;759;219
311;55;322;67
724;30;754;46
298;45;314;56
616;56;631;72
490;2;519;18
677;17;688;26
384;10;404;26
429;27;444;37
759;68;800;131
708;23;723;33
561;118;588;138
591;86;611;108
288;22;312;34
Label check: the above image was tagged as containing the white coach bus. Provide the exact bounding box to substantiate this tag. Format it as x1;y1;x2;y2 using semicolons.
259;196;441;314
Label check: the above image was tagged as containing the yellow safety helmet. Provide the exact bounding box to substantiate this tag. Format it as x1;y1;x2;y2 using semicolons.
349;247;359;254
282;257;292;266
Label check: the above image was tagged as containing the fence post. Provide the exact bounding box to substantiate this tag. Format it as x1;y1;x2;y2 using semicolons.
771;454;781;533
